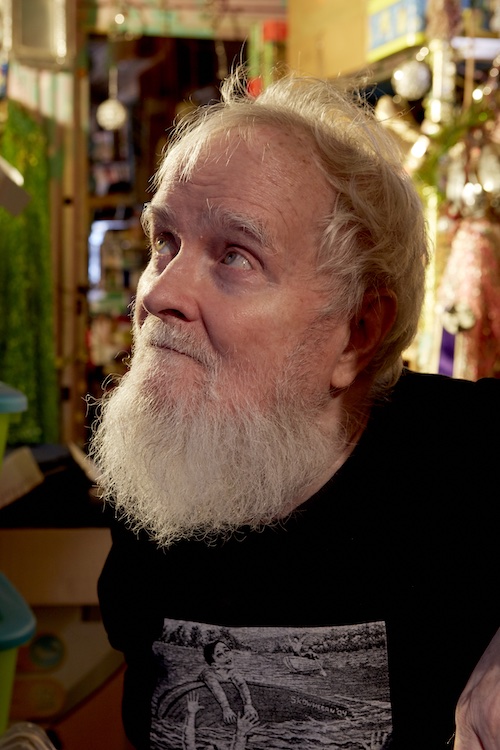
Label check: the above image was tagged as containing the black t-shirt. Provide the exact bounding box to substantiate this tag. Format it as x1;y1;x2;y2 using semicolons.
98;370;500;750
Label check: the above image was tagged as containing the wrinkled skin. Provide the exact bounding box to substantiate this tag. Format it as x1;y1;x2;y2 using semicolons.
454;629;500;750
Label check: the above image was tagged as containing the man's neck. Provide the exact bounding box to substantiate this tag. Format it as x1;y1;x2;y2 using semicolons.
283;378;373;515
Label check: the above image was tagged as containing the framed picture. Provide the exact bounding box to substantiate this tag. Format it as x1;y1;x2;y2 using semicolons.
4;0;75;68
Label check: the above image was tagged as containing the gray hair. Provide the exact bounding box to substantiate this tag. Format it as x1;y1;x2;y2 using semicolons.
153;68;430;398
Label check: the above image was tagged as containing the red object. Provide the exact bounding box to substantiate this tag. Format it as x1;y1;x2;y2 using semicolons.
263;20;288;42
247;77;263;97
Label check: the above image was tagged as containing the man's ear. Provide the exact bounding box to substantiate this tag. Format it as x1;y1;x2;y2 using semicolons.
330;290;397;390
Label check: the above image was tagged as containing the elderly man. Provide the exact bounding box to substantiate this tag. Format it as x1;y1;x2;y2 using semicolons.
93;69;500;750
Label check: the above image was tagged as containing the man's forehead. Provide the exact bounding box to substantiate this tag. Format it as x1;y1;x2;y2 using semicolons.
161;123;320;186
150;124;334;260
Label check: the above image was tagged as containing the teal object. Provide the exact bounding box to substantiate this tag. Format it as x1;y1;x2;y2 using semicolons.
0;573;36;733
0;382;28;415
0;382;27;464
0;572;36;650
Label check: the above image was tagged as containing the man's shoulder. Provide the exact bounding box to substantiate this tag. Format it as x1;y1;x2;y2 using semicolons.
369;369;499;454
343;369;499;505
394;367;499;392
388;368;500;413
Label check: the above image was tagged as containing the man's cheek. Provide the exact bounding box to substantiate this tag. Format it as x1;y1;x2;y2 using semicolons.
133;276;150;328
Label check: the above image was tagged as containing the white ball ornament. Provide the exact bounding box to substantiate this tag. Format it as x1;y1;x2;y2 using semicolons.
392;60;432;100
96;99;127;131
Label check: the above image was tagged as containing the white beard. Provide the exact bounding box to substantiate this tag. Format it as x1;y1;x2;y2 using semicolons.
90;317;346;548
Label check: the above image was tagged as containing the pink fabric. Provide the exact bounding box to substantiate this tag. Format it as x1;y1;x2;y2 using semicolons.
438;217;500;379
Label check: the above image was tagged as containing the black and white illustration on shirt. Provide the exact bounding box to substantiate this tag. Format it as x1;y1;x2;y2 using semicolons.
150;619;392;750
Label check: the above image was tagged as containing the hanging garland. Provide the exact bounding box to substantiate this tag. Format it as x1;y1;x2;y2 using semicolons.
411;50;500;380
0;100;59;444
413;101;494;195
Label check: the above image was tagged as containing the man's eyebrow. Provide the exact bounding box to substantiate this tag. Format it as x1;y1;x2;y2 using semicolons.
141;202;175;235
205;203;275;248
141;200;276;249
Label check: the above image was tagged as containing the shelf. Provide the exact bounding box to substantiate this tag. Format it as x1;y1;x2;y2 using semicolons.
452;35;500;61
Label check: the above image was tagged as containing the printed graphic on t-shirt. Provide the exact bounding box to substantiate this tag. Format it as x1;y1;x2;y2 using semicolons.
151;619;392;750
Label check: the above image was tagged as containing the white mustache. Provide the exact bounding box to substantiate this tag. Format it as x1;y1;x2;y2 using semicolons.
135;318;218;368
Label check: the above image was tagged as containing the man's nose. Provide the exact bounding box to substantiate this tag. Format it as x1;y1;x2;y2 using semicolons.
138;251;202;323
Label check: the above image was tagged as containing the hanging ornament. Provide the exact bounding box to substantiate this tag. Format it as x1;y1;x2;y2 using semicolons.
425;0;461;127
491;0;500;33
426;38;457;126
477;143;500;193
437;217;500;379
392;60;432;100
442;302;476;334
96;64;127;131
461;179;487;216
425;0;463;41
95;3;129;132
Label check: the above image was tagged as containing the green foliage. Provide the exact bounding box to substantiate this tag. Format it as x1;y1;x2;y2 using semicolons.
0;101;59;444
414;101;495;197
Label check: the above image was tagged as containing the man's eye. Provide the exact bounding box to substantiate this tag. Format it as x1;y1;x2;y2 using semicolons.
153;233;177;256
222;251;252;270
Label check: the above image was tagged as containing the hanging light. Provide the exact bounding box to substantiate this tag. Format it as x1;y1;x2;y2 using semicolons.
96;64;127;131
95;4;129;132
